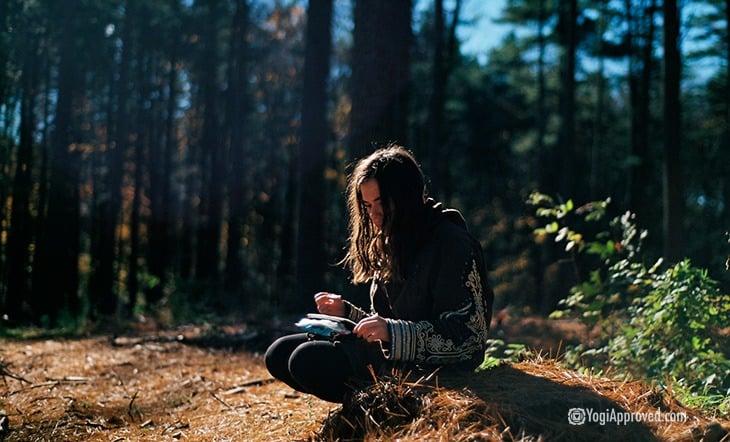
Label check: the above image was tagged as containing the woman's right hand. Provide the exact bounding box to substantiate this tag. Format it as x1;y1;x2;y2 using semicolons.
314;292;345;317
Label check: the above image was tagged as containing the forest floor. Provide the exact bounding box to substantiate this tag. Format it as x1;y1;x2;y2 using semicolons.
0;314;728;441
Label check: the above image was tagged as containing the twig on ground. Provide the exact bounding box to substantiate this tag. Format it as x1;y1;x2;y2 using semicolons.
128;390;143;421
209;391;234;410
0;359;31;384
9;376;89;396
222;378;276;395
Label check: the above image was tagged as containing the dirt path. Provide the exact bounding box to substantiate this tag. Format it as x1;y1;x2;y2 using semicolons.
0;330;331;441
1;319;728;441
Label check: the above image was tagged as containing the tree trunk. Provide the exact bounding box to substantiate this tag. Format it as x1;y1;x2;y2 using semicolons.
556;0;577;198
627;0;657;228
128;50;150;315
147;15;181;306
0;0;12;109
662;0;683;262
32;0;82;325
194;0;224;288
589;0;606;199
224;0;251;296
294;0;333;309
348;0;412;158
4;35;39;323
724;0;730;236
536;0;547;191
90;0;135;317
426;0;446;195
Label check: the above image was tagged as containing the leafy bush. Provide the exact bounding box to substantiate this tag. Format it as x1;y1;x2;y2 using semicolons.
477;339;529;371
528;192;730;414
610;260;730;405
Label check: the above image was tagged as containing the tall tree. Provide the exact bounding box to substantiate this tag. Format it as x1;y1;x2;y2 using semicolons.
4;16;41;322
224;0;251;296
555;0;578;198
31;0;83;324
535;0;548;192
0;0;22;315
426;0;462;197
0;0;15;112
426;0;446;194
194;0;226;287
348;0;412;157
588;0;607;199
146;18;181;306
625;0;659;228
662;0;684;261
89;0;134;318
295;0;333;308
724;0;730;235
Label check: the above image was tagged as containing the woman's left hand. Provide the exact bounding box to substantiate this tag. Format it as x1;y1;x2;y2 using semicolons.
353;315;390;343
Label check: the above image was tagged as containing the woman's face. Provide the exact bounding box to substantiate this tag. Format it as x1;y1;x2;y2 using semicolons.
360;179;384;229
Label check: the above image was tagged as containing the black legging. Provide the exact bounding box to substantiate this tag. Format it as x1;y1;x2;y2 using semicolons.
264;333;385;403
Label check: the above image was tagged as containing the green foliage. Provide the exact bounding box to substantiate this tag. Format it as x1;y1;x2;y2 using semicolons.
529;192;730;415
477;339;529;371
610;260;730;403
529;192;648;327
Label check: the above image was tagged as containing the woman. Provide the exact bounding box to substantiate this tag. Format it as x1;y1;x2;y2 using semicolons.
265;145;494;403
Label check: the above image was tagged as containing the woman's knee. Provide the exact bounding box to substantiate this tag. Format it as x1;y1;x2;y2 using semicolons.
288;341;351;402
264;334;309;378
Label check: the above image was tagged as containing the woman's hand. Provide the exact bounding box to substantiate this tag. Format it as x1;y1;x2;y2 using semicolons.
353;315;390;343
314;292;345;317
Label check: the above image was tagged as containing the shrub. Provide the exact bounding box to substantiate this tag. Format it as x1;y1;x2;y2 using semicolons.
528;192;730;415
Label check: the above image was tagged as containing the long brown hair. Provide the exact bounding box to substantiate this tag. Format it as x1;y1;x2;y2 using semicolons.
341;144;427;284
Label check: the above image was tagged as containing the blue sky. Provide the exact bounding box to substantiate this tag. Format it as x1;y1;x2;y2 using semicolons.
457;0;510;63
451;0;720;83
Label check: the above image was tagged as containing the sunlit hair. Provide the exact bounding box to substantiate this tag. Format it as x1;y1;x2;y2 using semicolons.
341;144;427;284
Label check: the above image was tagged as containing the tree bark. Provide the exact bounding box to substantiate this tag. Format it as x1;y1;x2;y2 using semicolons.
194;0;225;287
89;0;135;317
556;0;577;198
348;0;412;158
224;0;251;295
295;0;333;309
4;34;39;322
146;1;181;306
31;0;82;324
627;0;657;228
724;0;730;236
662;0;683;262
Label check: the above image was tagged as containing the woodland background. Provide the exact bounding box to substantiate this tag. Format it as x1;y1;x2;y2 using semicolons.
0;0;728;329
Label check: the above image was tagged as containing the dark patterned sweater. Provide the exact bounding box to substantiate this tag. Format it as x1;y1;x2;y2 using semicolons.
345;199;494;367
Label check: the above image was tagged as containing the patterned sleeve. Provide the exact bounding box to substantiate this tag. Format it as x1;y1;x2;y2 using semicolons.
344;300;368;323
384;246;493;365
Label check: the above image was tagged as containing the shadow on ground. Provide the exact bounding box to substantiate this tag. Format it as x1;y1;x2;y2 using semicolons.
436;363;658;441
317;358;725;441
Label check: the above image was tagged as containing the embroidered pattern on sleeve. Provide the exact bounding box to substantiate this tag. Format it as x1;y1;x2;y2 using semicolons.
346;301;367;323
387;258;490;363
464;259;490;342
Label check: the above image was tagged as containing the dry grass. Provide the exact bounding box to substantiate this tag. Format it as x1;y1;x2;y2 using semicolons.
1;322;728;442
0;326;331;441
318;357;729;441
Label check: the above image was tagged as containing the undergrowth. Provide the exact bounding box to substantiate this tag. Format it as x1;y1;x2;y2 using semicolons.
528;192;730;416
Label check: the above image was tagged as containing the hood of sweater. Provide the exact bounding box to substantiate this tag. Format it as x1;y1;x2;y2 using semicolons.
423;197;467;232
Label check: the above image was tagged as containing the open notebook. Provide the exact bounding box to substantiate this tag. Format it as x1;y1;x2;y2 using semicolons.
295;313;357;338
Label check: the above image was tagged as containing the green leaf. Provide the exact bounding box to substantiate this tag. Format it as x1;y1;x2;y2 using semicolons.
549;310;565;319
555;226;569;242
691;335;702;350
